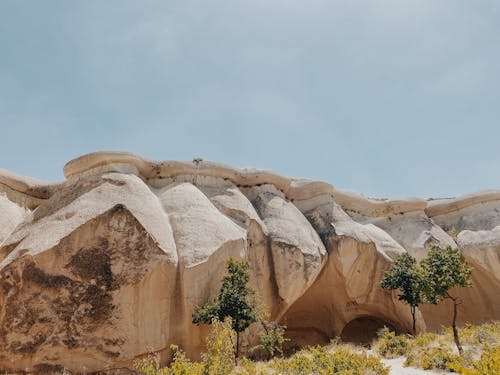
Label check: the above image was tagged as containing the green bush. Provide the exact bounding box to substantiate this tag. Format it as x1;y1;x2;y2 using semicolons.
270;345;389;375
373;327;408;358
250;322;288;360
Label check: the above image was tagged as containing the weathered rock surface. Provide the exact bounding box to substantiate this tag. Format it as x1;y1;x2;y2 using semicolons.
0;194;27;245
0;151;499;372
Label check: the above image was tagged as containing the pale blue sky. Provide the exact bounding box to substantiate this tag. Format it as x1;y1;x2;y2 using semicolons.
1;1;499;197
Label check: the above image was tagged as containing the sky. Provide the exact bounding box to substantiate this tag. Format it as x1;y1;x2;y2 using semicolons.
0;1;499;198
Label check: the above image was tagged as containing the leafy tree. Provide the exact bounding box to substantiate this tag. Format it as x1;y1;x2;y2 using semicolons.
380;253;424;335
420;245;473;355
192;258;258;359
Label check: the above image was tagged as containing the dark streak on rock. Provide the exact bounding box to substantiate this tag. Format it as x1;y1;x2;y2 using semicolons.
67;244;115;290
23;262;72;289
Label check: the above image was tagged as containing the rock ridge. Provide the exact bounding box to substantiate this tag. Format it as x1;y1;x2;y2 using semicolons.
0;151;498;372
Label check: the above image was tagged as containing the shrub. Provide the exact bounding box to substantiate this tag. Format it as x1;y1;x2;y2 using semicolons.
134;322;499;375
468;345;500;375
232;357;263;375
202;318;236;375
405;346;459;371
251;322;288;360
134;352;169;375
448;345;500;375
407;332;440;348
271;345;389;375
454;321;500;346
373;327;408;358
400;322;499;373
134;319;235;375
270;351;314;375
402;331;459;371
133;347;203;375
169;345;204;375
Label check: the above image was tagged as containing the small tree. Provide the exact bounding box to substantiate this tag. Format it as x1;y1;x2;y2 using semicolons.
380;253;424;335
192;258;258;359
252;321;288;360
420;245;472;355
248;287;288;360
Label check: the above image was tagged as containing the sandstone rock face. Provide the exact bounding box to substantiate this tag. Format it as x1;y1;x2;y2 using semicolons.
0;151;499;372
253;190;326;314
0;194;27;244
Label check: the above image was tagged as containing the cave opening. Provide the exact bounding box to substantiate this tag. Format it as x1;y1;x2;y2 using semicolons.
340;316;398;345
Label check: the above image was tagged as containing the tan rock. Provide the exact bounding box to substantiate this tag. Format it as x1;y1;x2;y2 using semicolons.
425;190;500;218
0;151;498;372
0;195;27;245
253;190;327;315
0;174;178;372
350;211;456;260
157;182;247;357
281;195;422;346
0;206;176;372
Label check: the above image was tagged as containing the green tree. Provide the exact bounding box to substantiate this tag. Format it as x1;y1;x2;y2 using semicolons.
380;253;424;335
192;258;258;359
420;245;473;355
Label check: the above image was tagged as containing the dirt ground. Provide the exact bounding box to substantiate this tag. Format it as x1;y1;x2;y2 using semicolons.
381;357;447;375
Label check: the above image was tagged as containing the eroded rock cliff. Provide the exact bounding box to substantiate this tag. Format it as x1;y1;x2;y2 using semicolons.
0;152;498;373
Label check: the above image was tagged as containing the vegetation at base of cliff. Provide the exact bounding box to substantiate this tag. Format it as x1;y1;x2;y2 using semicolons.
132;256;492;375
268;344;389;375
134;339;389;375
372;321;500;374
372;326;409;358
134;316;389;375
447;345;500;375
134;318;234;375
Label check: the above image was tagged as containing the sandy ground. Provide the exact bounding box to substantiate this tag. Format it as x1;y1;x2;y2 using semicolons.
381;357;447;375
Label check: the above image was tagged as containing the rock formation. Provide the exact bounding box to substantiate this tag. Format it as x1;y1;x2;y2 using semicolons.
0;152;498;373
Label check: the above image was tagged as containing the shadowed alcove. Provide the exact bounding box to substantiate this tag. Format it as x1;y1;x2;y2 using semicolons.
340;316;400;344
